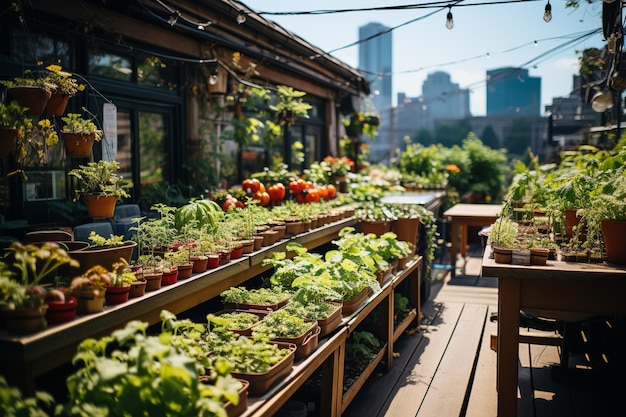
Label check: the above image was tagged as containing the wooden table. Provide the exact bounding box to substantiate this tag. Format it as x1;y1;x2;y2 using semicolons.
482;250;626;417
443;203;502;276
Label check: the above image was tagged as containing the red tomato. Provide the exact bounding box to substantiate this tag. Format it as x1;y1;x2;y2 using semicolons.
289;178;305;194
253;191;270;206
222;198;238;211
268;183;286;201
326;184;337;199
318;185;329;201
242;178;261;194
305;189;320;203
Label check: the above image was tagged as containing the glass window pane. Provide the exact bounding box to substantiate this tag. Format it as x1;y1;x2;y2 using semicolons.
89;51;132;81
139;111;167;199
137;55;178;90
10;32;72;67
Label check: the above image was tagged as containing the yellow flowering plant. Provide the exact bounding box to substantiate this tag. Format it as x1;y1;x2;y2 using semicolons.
43;64;85;96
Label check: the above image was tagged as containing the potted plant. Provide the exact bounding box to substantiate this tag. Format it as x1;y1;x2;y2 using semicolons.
581;150;626;264
355;202;394;237
59;318;242;417
60;112;103;158
0;72;51;116
70;265;111;314
44;278;78;325
66;230;137;276
42;64;85;115
0;241;78;334
69;160;132;218
0;100;32;158
104;259;136;305
487;215;519;264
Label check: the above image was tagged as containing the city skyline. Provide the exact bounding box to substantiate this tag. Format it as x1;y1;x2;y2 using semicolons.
243;1;604;116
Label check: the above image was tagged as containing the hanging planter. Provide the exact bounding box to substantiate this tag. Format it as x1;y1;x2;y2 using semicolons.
61;132;95;158
7;86;51;116
46;93;70;116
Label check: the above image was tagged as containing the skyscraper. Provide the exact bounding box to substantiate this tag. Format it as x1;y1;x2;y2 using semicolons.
358;22;392;113
486;67;541;116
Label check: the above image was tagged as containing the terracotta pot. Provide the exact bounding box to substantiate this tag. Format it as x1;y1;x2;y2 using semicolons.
105;285;131;305
207;254;220;269
61;132;96;158
273;323;321;360
602;219;626;265
46;297;78;325
177;264;193;279
317;303;342;337
253;235;264;251
66;241;136;276
84;194;119;218
493;246;513;264
218;250;231;265
46;93;70;116
358;220;392;237
0;127;18;157
285;221;303;236
230;245;244;259
161;266;178;285
240;239;255;254
144;271;163;292
191;255;208;273
78;290;105;314
8;86;51;116
4;305;48;334
129;280;147;298
530;248;550;266
392;217;420;246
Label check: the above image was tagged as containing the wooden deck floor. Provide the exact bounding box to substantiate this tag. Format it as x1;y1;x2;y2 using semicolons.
342;243;626;417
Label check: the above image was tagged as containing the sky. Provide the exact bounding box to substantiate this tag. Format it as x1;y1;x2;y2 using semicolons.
241;0;605;116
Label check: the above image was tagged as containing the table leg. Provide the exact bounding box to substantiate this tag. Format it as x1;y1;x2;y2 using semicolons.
449;220;458;276
460;225;467;258
497;277;521;417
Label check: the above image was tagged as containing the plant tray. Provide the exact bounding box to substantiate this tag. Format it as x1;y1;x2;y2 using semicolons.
224;379;249;417
224;296;290;312
211;309;269;336
231;342;296;396
342;287;372;316
274;323;321;360
317;303;343;337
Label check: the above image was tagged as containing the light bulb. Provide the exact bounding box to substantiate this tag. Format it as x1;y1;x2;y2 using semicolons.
591;91;614;112
236;11;246;24
543;1;552;23
446;8;454;30
209;68;219;86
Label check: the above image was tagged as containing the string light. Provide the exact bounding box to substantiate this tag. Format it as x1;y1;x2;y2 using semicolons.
445;6;454;30
543;1;552;23
237;11;247;24
209;67;219;85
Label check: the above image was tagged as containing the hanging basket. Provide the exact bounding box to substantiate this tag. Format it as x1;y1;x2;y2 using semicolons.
46;93;70;116
0;127;18;157
8;86;51;116
84;194;119;218
62;132;96;158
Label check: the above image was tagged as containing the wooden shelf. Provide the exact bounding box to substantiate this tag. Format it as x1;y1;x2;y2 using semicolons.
0;214;423;417
393;308;418;342
341;343;388;413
